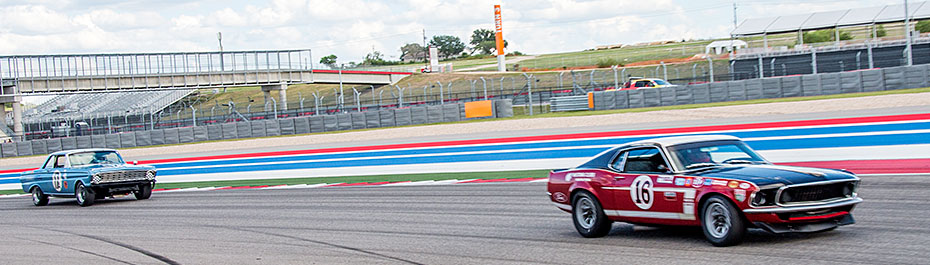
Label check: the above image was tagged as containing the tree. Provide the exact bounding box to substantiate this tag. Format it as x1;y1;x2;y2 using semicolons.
361;50;400;66
429;35;465;59
916;21;930;34
800;29;852;44
876;24;887;37
399;43;426;62
469;28;508;55
319;54;337;68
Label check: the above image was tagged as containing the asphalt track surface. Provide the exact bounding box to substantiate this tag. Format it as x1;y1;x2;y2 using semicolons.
1;175;928;264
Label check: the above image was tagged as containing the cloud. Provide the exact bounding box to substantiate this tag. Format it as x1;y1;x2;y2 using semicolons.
0;0;891;62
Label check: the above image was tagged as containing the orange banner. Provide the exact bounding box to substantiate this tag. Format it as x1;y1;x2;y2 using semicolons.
494;5;504;56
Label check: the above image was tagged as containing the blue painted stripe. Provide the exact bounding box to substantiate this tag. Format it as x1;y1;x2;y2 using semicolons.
158;147;609;176
146;122;930;169
3;121;928;182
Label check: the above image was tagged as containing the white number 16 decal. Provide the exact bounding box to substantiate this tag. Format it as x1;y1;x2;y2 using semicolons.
630;175;653;210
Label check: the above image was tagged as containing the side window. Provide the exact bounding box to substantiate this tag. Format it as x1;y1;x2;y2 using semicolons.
634;81;650;87
610;151;628;171
43;156;57;169
55;156;67;168
622;148;670;173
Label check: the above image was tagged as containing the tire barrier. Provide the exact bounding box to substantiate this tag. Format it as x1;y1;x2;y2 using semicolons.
577;65;929;111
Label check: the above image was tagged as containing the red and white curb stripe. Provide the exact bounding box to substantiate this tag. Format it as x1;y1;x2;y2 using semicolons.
0;178;549;199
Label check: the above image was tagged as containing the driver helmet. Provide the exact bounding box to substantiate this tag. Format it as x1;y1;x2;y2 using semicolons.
684;149;712;164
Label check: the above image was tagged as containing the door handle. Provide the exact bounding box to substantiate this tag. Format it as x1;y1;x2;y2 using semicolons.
613;176;625;180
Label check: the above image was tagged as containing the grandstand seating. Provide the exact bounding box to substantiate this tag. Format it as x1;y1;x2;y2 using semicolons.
24;90;195;123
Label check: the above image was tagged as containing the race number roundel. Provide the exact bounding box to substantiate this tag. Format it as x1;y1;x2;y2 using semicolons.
52;170;64;192
630;175;654;210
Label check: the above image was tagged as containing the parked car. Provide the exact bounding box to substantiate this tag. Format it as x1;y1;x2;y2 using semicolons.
547;135;861;246
620;77;676;89
20;149;157;207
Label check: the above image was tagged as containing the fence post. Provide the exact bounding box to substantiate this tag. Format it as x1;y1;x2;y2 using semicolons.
811;49;818;74
708;58;715;82
867;41;874;69
612;65;618;89
353;87;361;112
480;77;488;100
190;106;197;127
661;62;668;80
758;55;764;78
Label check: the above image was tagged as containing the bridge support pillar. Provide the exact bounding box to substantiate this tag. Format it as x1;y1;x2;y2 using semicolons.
0;85;22;141
261;83;288;112
12;100;22;141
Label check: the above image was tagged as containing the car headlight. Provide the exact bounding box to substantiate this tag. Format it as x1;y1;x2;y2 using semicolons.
751;189;777;207
146;170;156;180
91;174;101;184
842;181;858;197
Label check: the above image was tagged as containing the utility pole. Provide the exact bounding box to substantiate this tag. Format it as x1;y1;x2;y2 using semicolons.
217;32;224;71
733;2;737;29
905;0;913;66
423;29;428;70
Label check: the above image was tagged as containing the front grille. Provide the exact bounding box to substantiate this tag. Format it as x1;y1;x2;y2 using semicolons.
93;170;151;184
779;181;856;205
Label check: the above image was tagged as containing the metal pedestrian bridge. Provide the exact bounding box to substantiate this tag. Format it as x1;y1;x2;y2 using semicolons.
0;49;412;141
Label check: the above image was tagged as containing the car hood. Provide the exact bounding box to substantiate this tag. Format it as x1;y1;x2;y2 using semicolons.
78;164;155;174
692;164;857;187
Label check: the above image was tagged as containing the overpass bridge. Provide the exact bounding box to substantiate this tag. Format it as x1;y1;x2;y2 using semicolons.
0;49;412;141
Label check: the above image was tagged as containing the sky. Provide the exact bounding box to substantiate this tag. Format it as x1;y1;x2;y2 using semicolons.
0;0;896;64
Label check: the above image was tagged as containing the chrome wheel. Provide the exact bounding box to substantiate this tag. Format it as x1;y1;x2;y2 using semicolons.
704;201;731;239
75;183;95;207
31;187;48;206
76;186;85;203
574;197;596;229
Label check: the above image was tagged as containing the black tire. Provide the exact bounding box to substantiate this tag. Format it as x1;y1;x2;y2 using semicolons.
572;191;612;238
75;183;95;207
701;195;746;247
134;184;152;200
31;187;49;206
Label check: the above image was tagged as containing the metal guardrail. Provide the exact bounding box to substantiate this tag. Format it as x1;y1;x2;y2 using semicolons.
550;95;589;112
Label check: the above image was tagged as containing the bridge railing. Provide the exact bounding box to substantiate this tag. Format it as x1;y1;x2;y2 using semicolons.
0;49;314;81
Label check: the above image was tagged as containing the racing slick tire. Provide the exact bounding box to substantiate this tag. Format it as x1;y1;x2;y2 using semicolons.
75;183;95;207
701;195;746;247
572;191;612;238
32;187;49;206
134;184;152;200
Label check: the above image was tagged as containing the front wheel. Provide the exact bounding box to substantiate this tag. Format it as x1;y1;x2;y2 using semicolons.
75;183;95;207
701;195;746;247
134;184;152;200
572;191;612;238
32;187;49;206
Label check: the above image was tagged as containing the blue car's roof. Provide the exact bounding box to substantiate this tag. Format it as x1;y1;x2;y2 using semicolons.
48;148;118;156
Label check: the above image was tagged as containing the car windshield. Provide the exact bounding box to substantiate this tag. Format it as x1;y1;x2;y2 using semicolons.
653;79;671;85
666;140;767;171
69;151;124;166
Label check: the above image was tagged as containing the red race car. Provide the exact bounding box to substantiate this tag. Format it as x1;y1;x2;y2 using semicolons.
548;135;861;246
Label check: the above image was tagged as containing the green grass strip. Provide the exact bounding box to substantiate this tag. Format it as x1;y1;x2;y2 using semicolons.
0;169;552;195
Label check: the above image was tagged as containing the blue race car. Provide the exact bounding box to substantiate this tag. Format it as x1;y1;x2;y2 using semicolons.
21;149;157;207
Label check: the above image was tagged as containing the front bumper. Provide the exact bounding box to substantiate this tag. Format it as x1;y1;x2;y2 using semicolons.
91;180;155;193
754;214;855;233
743;197;862;233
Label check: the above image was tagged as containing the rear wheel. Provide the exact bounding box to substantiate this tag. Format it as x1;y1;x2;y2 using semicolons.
701;195;746;247
572;191;612;238
32;187;49;206
134;184;152;200
75;183;95;207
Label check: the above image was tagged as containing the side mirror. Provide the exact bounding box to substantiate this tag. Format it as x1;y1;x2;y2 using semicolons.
132;161;139;165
